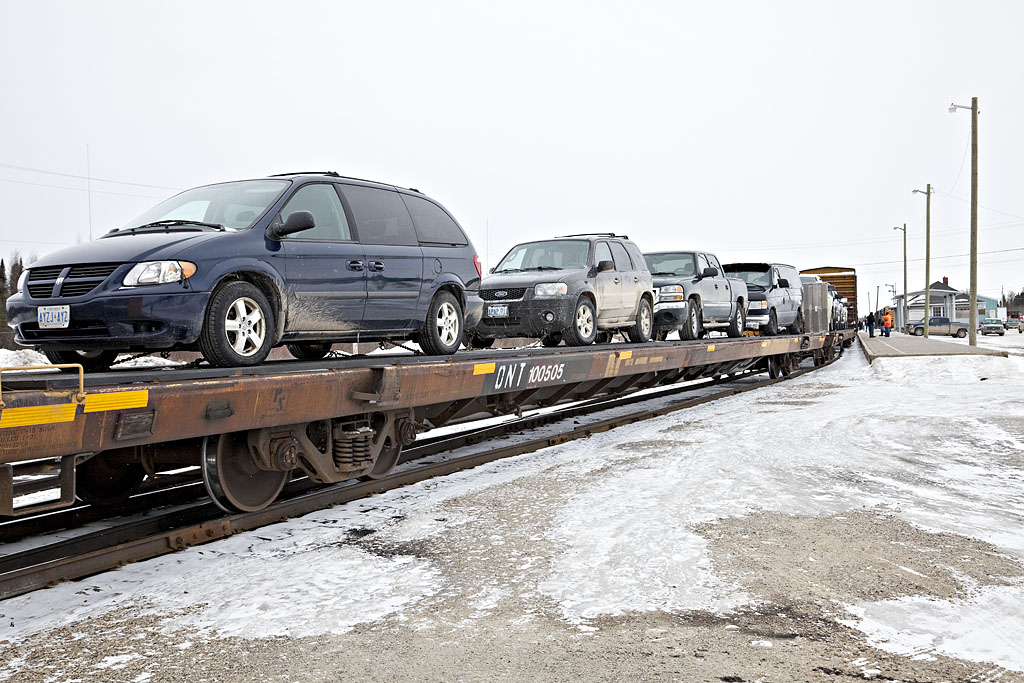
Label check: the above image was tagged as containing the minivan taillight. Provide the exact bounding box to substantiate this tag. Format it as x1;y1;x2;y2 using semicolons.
473;254;482;279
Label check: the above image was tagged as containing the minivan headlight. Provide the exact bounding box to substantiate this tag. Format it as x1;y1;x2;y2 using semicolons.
534;283;568;297
16;270;28;294
123;261;197;286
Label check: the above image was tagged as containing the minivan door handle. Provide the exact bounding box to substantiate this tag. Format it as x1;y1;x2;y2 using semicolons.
369;261;386;272
346;260;364;271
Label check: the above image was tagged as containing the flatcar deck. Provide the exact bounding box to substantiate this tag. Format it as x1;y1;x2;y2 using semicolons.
1;330;856;515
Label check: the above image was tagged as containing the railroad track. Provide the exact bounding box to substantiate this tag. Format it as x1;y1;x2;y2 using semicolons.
0;343;848;600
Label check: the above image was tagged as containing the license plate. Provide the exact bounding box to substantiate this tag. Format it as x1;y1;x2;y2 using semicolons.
38;305;70;329
487;304;509;318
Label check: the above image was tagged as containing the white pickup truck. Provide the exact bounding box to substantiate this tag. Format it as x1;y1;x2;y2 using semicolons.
642;250;748;340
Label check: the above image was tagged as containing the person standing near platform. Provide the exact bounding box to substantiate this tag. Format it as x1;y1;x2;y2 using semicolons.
882;308;893;337
866;311;876;337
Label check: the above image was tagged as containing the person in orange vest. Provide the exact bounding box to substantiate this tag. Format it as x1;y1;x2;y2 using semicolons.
882;308;894;337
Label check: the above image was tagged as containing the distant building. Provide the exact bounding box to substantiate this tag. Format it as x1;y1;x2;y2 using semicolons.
892;276;993;328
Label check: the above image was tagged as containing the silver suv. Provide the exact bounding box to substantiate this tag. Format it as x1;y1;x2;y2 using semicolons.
723;262;804;335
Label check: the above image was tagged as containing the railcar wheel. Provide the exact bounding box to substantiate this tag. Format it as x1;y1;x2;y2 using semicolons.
202;431;288;513
767;355;781;379
75;452;146;506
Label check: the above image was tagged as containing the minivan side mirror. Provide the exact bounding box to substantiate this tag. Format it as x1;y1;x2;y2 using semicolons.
597;259;614;272
488;267;495;274
777;278;790;289
269;210;316;239
700;266;718;279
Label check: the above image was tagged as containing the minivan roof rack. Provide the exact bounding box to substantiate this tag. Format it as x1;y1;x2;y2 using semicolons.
557;232;630;239
269;171;342;178
267;171;422;193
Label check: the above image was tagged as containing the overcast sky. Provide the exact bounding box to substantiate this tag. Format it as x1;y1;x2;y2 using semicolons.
2;0;1022;313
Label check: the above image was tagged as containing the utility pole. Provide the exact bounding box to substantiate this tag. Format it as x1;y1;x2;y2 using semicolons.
950;97;979;346
913;184;933;337
970;96;978;346
894;224;907;331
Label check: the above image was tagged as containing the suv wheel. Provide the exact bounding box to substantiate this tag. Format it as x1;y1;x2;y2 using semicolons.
563;297;597;346
43;349;120;372
764;308;779;336
625;298;653;343
680;299;702;341
788;309;805;335
199;281;276;367
419;290;463;355
286;342;333;360
726;303;745;338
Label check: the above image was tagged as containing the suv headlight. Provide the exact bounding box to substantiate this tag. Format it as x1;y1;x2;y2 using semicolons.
123;261;197;287
658;284;684;302
534;283;568;297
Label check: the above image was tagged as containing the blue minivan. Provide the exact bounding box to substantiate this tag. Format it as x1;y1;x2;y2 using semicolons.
6;173;484;369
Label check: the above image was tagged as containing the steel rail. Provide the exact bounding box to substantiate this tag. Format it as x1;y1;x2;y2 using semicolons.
0;346;845;601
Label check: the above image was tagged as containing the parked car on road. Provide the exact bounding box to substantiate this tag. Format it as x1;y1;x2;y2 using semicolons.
471;234;654;347
723;262;804;335
980;318;1006;336
906;317;969;338
645;251;748;340
7;172;484;369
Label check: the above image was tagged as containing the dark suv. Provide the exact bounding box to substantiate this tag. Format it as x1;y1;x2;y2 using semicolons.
6;173;483;368
470;234;654;346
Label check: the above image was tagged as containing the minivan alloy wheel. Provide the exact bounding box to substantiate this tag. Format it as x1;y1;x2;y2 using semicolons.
225;297;267;357
436;301;460;347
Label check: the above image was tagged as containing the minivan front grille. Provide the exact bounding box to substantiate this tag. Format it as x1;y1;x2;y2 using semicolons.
25;263;122;299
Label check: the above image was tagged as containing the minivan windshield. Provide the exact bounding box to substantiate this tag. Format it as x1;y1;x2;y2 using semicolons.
494;240;590;272
119;180;290;233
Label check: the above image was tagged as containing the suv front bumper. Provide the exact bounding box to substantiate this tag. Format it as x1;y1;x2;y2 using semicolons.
471;296;576;338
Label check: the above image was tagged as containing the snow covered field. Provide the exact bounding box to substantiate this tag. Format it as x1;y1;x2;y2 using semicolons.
1;346;1023;680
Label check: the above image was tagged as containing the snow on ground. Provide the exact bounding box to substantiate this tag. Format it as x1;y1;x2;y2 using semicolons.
0;348;181;369
2;345;1023;671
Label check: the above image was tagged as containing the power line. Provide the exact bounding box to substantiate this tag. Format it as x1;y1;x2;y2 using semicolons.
933;189;1024;222
0;176;167;199
852;246;1024;267
0;162;182;191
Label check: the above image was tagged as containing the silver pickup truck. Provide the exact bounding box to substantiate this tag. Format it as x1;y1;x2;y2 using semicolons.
642;251;748;340
906;316;969;338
